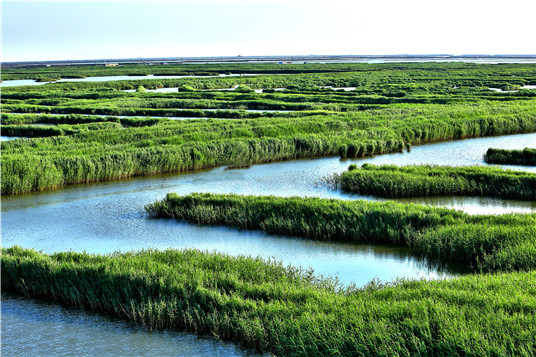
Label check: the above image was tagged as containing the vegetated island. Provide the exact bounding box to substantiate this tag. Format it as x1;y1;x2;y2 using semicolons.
336;163;536;200
484;147;536;166
145;193;536;272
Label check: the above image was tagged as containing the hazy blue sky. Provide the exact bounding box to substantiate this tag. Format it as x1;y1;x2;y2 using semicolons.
2;0;535;62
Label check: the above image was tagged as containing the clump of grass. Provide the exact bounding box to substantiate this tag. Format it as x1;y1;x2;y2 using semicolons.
484;147;536;166
337;163;536;200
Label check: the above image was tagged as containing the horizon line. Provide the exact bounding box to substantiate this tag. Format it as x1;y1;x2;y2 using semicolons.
4;53;536;65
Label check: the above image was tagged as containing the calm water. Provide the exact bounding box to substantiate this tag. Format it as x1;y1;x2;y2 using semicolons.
123;86;287;93
319;86;357;91
0;74;262;87
2;133;535;356
1;135;25;141
1;293;262;357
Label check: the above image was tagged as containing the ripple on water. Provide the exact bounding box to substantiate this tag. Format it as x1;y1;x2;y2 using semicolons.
1;293;264;357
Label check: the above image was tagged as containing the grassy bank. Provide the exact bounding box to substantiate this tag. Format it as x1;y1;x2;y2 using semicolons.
3;246;536;356
484;147;536;166
3;102;536;195
146;193;536;272
337;163;536;200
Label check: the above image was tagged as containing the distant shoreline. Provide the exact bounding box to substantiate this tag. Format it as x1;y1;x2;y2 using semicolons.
3;54;536;68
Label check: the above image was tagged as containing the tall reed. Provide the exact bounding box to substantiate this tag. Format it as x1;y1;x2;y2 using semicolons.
146;193;536;271
337;163;536;200
484;147;536;166
3;246;536;356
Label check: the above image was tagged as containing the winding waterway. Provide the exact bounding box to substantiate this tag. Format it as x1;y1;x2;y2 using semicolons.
2;133;535;356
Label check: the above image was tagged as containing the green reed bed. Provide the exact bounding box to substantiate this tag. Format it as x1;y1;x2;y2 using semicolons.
146;193;536;272
4;62;536;356
0;113;175;129
337;163;536;200
484;147;536;166
1;104;314;119
1;113;120;125
1;122;123;138
3;101;536;195
4;61;531;80
2;63;535;195
3;246;536;357
1;62;378;80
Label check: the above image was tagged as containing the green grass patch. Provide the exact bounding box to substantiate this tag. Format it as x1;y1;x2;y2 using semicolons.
146;193;536;272
337;163;536;200
484;148;536;166
3;102;536;195
3;246;536;356
2;62;536;194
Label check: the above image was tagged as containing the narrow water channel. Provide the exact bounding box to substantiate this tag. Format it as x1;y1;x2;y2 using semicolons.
0;73;264;87
2;133;535;356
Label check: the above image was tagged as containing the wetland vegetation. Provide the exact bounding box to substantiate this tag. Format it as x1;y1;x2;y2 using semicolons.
3;246;536;356
337;163;536;200
3;62;536;195
484;147;536;166
146;193;536;272
2;61;536;356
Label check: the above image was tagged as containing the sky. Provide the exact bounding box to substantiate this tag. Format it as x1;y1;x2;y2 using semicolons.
2;0;535;62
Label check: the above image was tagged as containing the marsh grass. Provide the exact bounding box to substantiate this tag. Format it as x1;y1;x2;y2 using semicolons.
3;246;536;356
338;163;536;200
484;147;536;166
3;62;536;195
146;193;536;272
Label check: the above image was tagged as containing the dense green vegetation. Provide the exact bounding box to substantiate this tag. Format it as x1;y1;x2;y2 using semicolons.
3;62;536;90
3;100;536;194
2;62;372;80
146;193;536;272
2;63;536;195
337;163;536;200
4;246;536;357
484;147;536;166
1;122;123;138
3;62;536;356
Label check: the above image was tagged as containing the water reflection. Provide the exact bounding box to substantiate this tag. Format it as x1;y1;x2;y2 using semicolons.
489;85;536;92
396;196;536;215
